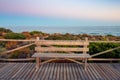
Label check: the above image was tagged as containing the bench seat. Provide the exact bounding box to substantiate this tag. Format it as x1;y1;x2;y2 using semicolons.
32;53;91;58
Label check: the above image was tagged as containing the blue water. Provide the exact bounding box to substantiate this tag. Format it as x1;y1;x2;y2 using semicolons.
3;26;120;36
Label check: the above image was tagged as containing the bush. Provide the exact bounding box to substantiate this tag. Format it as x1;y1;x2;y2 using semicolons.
30;31;44;35
0;27;12;33
89;43;120;58
4;33;26;39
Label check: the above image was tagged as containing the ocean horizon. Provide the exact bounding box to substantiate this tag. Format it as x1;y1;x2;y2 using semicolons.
2;26;120;36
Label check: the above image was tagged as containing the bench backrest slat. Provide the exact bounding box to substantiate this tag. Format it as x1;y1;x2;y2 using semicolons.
35;47;89;52
35;40;89;46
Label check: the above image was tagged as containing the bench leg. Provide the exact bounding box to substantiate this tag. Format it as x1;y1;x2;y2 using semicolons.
84;58;87;70
36;57;40;70
82;58;84;63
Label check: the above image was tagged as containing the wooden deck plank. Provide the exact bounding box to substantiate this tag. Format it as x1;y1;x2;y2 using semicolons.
101;63;120;79
89;63;102;80
71;63;78;80
0;63;13;75
0;63;17;79
3;63;21;79
56;63;60;80
99;63;118;79
22;63;35;80
40;63;49;80
95;63;112;80
16;63;28;79
59;63;64;80
68;63;74;80
46;63;54;80
43;63;52;80
13;63;28;79
111;63;120;73
33;64;45;80
11;63;25;78
83;65;93;80
10;63;25;79
0;63;120;80
79;64;90;80
18;63;29;79
63;63;67;80
0;63;6;69
76;64;85;80
66;63;71;80
92;63;107;80
22;63;34;79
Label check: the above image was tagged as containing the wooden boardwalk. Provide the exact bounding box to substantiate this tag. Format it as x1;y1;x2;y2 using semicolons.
0;63;120;80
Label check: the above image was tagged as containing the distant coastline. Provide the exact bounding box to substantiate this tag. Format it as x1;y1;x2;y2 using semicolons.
2;26;120;36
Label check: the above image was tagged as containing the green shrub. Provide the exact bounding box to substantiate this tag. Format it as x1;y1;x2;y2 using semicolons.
89;43;120;58
4;33;26;39
0;27;12;33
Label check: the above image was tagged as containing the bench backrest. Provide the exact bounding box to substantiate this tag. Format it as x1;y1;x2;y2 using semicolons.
35;37;89;54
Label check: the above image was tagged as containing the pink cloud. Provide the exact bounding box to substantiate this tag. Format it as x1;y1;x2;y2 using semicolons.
0;0;120;22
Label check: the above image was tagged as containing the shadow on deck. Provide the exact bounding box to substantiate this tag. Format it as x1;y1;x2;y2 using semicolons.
0;63;120;80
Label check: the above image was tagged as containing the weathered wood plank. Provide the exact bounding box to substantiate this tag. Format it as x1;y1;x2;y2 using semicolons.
0;39;120;43
89;63;102;79
91;46;120;57
88;58;120;61
59;63;63;80
10;63;25;79
94;63;111;80
35;47;89;52
23;63;35;80
18;63;29;79
100;64;120;79
56;63;60;80
32;63;44;80
0;58;35;62
75;64;85;80
35;40;89;46
0;43;34;55
0;63;120;80
52;63;58;80
32;53;91;58
0;63;18;79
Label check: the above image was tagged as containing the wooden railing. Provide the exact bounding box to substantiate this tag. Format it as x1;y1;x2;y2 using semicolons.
0;39;120;62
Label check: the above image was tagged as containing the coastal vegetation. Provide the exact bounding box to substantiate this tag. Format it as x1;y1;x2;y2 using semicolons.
0;27;120;59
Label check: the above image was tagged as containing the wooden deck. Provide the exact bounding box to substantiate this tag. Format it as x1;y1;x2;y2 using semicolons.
0;63;120;80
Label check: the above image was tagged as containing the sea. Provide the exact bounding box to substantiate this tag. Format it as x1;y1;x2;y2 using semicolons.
3;26;120;36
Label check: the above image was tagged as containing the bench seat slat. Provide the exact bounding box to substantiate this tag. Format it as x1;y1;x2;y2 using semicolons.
32;53;91;58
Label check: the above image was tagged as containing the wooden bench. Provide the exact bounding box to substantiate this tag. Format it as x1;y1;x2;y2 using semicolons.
32;37;91;70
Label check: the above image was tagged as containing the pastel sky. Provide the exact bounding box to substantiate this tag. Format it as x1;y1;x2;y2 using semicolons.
0;0;120;26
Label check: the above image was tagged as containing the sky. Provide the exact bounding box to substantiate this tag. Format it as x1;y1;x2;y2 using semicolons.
0;0;120;27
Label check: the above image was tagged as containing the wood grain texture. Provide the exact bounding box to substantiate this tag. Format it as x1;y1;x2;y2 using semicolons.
34;38;90;70
35;40;89;46
35;47;89;52
32;53;91;58
0;63;120;80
